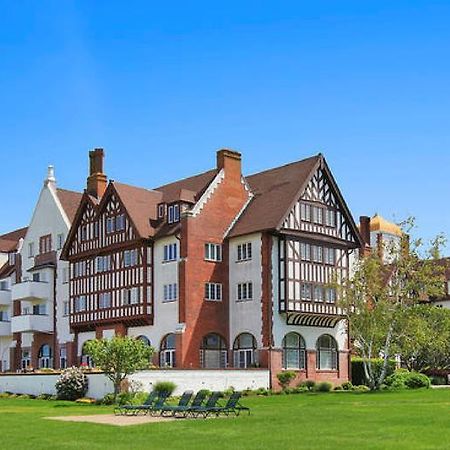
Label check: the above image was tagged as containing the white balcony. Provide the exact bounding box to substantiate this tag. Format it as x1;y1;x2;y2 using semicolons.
0;320;11;336
11;281;51;302
0;289;11;306
11;314;52;334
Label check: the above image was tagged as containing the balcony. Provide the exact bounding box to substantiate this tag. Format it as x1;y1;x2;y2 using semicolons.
11;281;51;302
0;320;11;336
0;289;11;306
11;314;52;334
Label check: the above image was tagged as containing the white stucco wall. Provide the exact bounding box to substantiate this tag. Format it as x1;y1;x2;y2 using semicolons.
128;236;180;350
0;369;270;398
228;233;263;348
0;271;15;371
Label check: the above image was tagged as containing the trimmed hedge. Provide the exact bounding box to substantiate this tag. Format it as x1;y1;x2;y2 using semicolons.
351;358;396;386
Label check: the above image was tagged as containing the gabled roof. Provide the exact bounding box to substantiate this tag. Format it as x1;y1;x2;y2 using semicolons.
112;182;163;238
228;155;320;237
0;227;28;253
56;188;83;222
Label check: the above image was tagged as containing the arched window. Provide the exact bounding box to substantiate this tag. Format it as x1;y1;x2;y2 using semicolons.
160;334;176;368
81;341;94;368
200;333;227;369
282;333;306;370
233;333;257;368
316;334;338;370
38;344;53;369
137;335;151;347
21;349;31;370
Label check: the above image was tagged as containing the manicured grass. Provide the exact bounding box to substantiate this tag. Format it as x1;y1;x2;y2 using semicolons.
0;389;449;449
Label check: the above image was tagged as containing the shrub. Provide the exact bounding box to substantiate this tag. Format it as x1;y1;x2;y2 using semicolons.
385;370;430;390
255;387;270;396
294;386;309;394
430;376;447;386
223;386;236;396
333;385;344;391
36;393;53;400
351;358;396;386
352;385;370;393
341;381;353;391
16;394;31;399
277;371;297;389
99;393;115;405
55;367;88;401
315;382;333;392
75;397;96;404
299;380;316;391
153;381;176;396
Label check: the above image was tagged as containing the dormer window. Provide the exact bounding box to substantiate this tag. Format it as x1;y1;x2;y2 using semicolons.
168;204;180;224
106;217;115;233
158;203;166;219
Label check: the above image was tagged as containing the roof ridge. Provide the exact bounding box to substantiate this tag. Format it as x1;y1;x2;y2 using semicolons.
154;168;217;191
245;154;321;178
112;180;160;194
56;187;82;195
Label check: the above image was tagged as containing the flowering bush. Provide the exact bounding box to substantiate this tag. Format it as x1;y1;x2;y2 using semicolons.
55;367;88;401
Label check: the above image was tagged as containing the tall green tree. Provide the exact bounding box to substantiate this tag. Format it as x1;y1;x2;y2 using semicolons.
339;219;446;390
85;336;153;398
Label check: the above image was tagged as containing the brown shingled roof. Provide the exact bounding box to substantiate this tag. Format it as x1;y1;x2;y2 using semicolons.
112;182;163;238
57;189;83;222
228;155;321;238
0;227;27;253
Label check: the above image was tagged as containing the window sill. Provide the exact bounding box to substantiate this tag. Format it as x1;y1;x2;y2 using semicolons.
162;260;177;264
205;299;222;302
235;259;252;263
236;299;253;303
204;259;222;263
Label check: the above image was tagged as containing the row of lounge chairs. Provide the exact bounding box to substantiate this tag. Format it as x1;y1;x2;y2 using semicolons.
115;390;250;418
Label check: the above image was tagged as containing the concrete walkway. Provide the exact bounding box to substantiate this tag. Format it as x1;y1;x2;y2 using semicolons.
46;414;178;427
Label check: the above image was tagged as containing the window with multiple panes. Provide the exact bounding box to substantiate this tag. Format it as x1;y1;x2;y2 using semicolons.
73;261;87;278
106;217;115;233
8;253;16;266
205;243;222;262
116;214;125;231
301;203;337;229
0;280;8;290
98;292;111;309
324;247;336;265
158;203;166;218
39;235;52;254
163;243;178;262
237;242;252;261
74;296;87;312
205;283;222;301
301;283;312;301
122;287;140;305
314;286;324;302
81;225;88;241
237;282;253;301
28;242;35;258
96;255;111;273
163;283;178;302
325;209;336;227
312;245;323;263
124;249;138;267
316;334;338;370
168;204;180;224
300;203;311;221
301;243;336;265
282;333;306;370
325;288;337;303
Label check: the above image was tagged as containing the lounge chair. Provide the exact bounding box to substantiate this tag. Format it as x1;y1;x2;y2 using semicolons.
189;391;223;418
202;391;250;417
162;390;208;418
159;390;194;417
141;391;171;416
114;391;158;416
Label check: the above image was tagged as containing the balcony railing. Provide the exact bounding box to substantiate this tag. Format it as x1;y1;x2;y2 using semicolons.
0;289;11;306
11;281;51;302
11;314;52;334
285;300;343;316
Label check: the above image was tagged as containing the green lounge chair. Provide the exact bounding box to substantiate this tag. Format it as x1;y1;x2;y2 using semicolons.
164;390;208;418
141;391;171;416
190;391;223;418
114;390;158;416
159;390;194;417
203;391;250;417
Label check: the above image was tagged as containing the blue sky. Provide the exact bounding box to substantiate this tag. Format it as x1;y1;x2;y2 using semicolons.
1;1;450;251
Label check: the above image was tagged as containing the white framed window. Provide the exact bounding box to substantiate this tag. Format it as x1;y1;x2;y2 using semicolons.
116;214;125;231
237;242;252;261
81;225;88;241
21;350;31;370
96;255;111;273
8;253;16;266
205;283;222;301
312;206;324;225
106;217;115;234
325;210;336;227
300;203;311;222
283;333;306;370
163;283;178;302
122;287;140;305
28;242;35;258
300;243;311;261
73;261;87;278
98;292;111;309
124;249;138;267
312;245;323;263
324;247;336;265
205;243;222;262
74;296;87;312
168;204;180;224
0;280;9;291
158;203;166;218
57;233;65;250
301;283;312;301
59;347;67;370
160;334;176;368
163;243;178;262
314;286;324;302
325;288;337;304
237;282;253;301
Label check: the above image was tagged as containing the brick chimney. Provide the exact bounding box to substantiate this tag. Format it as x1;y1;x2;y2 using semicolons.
216;148;242;180
359;216;372;256
87;148;107;199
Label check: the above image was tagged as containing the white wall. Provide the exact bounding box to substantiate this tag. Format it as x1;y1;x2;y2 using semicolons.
0;370;270;398
128;236;180;350
0;271;15;371
229;233;263;348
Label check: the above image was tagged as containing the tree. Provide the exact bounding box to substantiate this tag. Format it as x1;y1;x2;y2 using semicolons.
339;219;446;390
85;336;153;398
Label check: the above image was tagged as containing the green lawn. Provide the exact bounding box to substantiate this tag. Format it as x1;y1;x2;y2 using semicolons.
0;389;449;450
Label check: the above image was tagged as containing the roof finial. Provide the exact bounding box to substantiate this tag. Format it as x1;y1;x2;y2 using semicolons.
45;165;56;187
